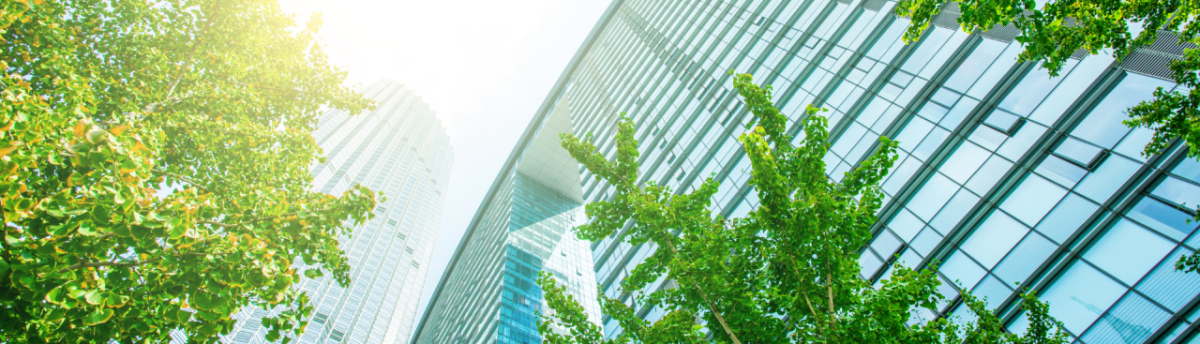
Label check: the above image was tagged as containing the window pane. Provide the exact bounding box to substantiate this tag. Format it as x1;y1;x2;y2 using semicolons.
871;231;903;257
1036;194;1099;244
1001;174;1068;226
1127;197;1198;241
1054;137;1102;166
1136;248;1200;312
1173;158;1200;183
961;211;1028;269
1080;293;1170;344
998;67;1061;116
1083;219;1174;286
1038;155;1088;187
860;251;885;278
913;127;950;161
1152;176;1200;209
1071;74;1171;148
911;226;944;256
943;39;1006;92
908;174;958;221
941;250;987;290
888;208;925;242
994;232;1056;285
1040;261;1126;335
1076;154;1141;203
965;155;1014;195
931;189;980;233
941;142;990;184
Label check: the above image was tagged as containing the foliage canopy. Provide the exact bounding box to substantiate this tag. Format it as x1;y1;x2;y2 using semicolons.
1;0;377;342
537;74;1068;343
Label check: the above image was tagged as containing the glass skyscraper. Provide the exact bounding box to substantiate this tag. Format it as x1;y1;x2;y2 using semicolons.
218;80;453;344
412;98;602;344
422;0;1200;343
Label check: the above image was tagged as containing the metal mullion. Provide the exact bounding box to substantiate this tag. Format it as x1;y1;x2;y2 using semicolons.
977;69;1184;325
667;0;820;214
863;37;1028;261
634;0;728;185
822;25;954;149
633;0;753;186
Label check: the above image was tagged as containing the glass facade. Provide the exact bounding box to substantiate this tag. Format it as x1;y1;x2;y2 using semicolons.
413;99;602;344
446;0;1200;343
215;80;454;344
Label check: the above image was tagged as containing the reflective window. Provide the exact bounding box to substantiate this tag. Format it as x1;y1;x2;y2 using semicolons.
1000;174;1068;226
1036;261;1126;335
1072;74;1174;148
1083;219;1174;285
960;211;1027;269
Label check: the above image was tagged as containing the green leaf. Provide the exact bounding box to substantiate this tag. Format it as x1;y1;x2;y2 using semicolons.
77;221;103;236
168;224;186;239
84;290;103;305
173;308;192;323
83;308;115;326
106;293;130;308
191;292;224;311
45;285;66;305
198;323;222;336
303;269;323;278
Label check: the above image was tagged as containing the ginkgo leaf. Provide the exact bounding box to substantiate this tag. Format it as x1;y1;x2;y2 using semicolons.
82;308;114;326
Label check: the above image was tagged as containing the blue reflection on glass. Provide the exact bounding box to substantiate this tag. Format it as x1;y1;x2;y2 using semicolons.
1152;176;1200;209
960;211;1028;269
1054;137;1102;167
1001;174;1068;226
1071;74;1172;148
965;155;1014;195
1040;260;1125;335
1127;197;1197;241
941;250;987;290
908;174;958;221
910;226;944;256
1083;218;1174;286
1038;155;1088;188
1080;293;1169;344
1173;158;1200;183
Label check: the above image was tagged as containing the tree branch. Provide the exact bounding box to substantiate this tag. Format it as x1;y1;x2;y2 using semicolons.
662;236;743;344
230;81;322;95
58;251;227;273
787;254;826;337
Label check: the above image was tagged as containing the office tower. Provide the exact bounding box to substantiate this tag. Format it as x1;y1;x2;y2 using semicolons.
413;98;602;344
425;0;1200;342
219;80;453;344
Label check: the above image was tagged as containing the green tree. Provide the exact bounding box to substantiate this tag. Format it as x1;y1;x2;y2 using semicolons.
536;74;1068;344
893;0;1200;273
0;0;377;342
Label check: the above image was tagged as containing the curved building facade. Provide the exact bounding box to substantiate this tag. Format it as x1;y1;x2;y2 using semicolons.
422;0;1200;343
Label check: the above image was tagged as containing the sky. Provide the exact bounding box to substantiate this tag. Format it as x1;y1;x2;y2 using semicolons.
275;0;612;329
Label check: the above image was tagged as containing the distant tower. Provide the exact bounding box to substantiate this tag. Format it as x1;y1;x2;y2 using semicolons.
412;97;601;344
221;80;453;344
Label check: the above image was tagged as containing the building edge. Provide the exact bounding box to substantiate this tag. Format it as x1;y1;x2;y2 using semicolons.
408;1;625;342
